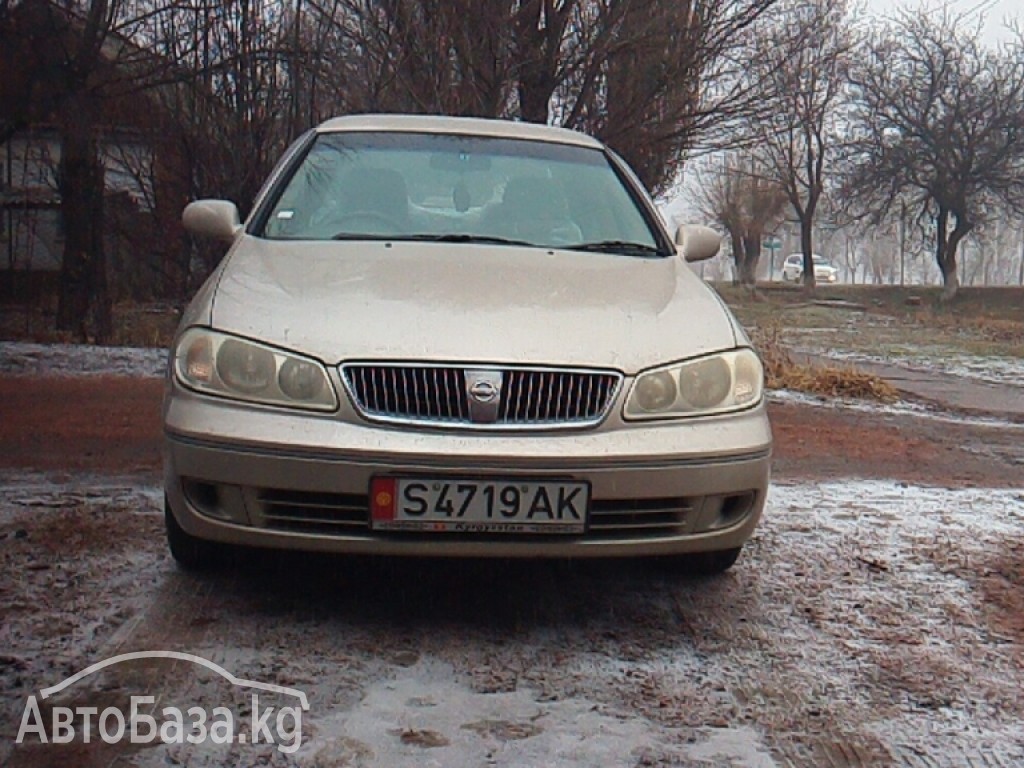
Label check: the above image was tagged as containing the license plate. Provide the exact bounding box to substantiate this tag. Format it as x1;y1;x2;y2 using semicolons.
370;477;588;534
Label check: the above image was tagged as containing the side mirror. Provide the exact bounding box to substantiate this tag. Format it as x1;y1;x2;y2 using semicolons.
674;224;721;263
183;200;243;242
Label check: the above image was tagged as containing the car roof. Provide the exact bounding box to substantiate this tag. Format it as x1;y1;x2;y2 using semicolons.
315;114;603;149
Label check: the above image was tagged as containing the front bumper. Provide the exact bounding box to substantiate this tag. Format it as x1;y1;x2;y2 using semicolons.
164;386;772;558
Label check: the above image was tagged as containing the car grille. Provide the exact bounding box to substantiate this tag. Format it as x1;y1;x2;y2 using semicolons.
257;489;692;539
588;497;694;536
341;364;622;429
257;489;367;534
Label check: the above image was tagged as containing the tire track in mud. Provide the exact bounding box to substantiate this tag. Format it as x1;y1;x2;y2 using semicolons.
0;476;268;767
771;738;1024;768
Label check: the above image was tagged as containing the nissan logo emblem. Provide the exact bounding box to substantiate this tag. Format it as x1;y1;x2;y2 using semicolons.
469;379;499;403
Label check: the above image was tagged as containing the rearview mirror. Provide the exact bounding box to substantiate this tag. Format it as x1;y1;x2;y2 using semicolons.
183;200;242;242
429;151;492;172
674;224;721;263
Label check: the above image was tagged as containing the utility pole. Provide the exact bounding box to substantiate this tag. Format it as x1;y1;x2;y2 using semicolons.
898;200;906;287
1018;226;1024;286
5;137;12;273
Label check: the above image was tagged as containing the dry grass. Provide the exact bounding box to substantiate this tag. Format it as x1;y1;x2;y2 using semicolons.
925;311;1024;345
0;302;179;348
719;284;1024;343
106;303;180;348
752;322;899;401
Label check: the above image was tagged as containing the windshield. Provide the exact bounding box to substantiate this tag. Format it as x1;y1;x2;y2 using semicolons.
259;132;663;253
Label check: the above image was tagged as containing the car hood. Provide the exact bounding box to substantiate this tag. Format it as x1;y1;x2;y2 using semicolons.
207;238;738;374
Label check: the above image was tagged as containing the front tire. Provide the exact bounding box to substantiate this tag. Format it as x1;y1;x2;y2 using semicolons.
165;499;224;571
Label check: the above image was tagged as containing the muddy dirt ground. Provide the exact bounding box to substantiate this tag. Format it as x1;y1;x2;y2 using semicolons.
1;374;1022;767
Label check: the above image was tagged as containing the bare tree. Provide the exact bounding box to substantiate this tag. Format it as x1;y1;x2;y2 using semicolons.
5;0;789;332
749;0;853;289
140;0;312;292
572;0;781;195
305;0;780;195
695;154;787;287
0;0;194;340
844;10;1024;300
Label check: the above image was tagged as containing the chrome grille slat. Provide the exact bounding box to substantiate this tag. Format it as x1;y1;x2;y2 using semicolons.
401;369;410;415
370;368;382;411
263;515;365;527
524;369;536;421
565;373;574;420
582;375;593;418
258;489;369;534
590;507;691;517
342;364;620;430
511;370;522;421
542;371;553;422
264;499;356;511
587;497;694;535
431;367;441;419
440;367;451;420
588;520;680;531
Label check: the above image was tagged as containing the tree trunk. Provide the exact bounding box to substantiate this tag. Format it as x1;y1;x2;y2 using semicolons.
514;1;556;124
729;230;744;286
940;257;959;301
799;215;815;290
935;206;971;303
740;233;760;288
56;93;112;342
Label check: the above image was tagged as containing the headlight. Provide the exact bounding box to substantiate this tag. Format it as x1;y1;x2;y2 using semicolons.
174;328;338;411
624;349;763;420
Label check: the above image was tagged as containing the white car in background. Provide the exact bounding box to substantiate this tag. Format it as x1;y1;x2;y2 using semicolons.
781;253;838;283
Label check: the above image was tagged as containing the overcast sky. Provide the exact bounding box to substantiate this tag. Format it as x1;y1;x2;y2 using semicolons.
862;0;1020;46
661;0;1020;224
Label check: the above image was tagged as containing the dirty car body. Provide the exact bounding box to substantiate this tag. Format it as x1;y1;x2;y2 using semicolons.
163;115;772;573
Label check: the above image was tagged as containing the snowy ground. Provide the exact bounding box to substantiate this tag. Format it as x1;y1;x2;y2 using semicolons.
781;316;1024;389
798;344;1024;389
768;388;1024;430
2;474;1022;767
0;342;166;378
2;340;1023;765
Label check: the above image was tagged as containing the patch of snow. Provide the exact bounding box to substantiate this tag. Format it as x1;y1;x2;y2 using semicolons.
0;471;162;525
686;727;777;767
768;388;1024;429
768;480;1024;537
3;472;1024;766
304;671;690;768
0;341;166;378
794;344;1024;389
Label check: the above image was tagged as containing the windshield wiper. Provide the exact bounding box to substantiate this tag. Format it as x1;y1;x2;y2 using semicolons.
566;240;663;257
331;232;395;241
400;233;536;247
330;232;537;246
